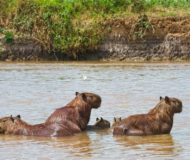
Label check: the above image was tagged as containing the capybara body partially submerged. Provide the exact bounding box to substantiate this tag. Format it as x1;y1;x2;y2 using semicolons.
0;115;73;136
45;92;102;133
0;92;101;137
113;96;182;136
87;117;110;130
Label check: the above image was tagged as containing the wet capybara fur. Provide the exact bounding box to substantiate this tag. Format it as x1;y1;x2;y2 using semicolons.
87;117;110;130
94;117;110;128
0;115;73;136
0;92;101;137
113;96;182;136
45;92;102;132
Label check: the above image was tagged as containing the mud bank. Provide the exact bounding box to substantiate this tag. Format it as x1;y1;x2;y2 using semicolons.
95;16;190;62
0;37;45;61
0;37;81;61
1;16;190;62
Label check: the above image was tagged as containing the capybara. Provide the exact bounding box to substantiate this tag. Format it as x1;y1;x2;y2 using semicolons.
45;92;102;133
87;117;110;130
0;92;101;137
112;117;122;127
0;115;73;136
113;96;182;136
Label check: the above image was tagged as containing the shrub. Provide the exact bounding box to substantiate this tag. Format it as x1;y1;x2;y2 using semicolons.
4;31;14;44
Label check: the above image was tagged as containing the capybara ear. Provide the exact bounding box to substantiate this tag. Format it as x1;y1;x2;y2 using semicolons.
81;93;87;101
165;96;170;104
17;115;21;119
114;117;116;122
119;117;122;121
160;96;163;100
10;115;14;122
100;117;103;121
75;92;79;96
96;118;99;121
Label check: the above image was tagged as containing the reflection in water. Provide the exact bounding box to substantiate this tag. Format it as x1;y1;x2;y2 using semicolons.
52;133;93;158
0;133;93;159
0;63;190;160
114;134;180;156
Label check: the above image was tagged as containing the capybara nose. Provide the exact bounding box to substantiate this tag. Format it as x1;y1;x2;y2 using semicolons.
113;126;126;135
179;105;182;113
96;96;101;108
93;95;102;109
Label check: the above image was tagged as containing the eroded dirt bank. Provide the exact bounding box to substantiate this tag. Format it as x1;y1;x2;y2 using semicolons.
94;16;190;62
1;16;190;62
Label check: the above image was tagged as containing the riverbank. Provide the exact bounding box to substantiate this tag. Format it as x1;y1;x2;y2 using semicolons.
1;1;190;62
1;16;190;62
96;16;190;62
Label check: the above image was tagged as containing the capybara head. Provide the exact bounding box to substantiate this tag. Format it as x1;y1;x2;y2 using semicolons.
0;115;21;134
113;117;122;123
112;117;122;127
160;96;182;113
149;96;182;115
75;92;101;109
94;117;110;128
113;126;128;135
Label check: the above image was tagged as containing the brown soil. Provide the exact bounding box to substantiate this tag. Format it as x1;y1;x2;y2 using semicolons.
1;16;190;61
95;16;190;62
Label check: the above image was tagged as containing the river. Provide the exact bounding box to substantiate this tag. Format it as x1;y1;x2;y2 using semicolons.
0;62;189;160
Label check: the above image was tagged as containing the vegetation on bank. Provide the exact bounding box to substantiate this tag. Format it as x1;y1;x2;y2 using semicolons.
0;0;190;58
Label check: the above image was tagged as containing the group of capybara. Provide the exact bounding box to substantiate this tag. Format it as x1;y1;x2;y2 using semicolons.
0;92;182;137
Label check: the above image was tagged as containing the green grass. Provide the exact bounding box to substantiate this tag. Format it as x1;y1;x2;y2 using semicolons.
0;0;190;58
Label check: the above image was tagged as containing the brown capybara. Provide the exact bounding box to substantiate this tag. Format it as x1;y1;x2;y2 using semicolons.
112;117;122;127
87;117;110;130
0;92;101;137
45;92;102;133
0;115;15;134
0;115;73;137
113;96;182;136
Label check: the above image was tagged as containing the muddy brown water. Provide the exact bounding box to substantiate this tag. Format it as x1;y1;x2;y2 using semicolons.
0;62;190;160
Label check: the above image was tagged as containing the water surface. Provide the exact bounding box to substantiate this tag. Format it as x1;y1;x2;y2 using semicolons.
0;62;190;160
